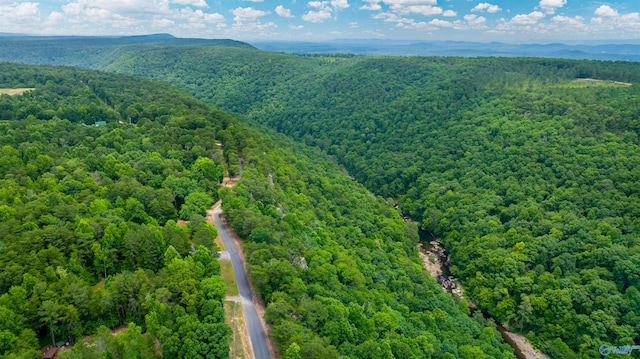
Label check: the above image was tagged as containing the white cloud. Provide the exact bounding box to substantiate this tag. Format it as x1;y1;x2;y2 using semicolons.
231;20;277;32
181;8;225;23
231;6;276;33
172;0;208;8
11;2;39;17
493;10;546;34
493;13;587;37
430;18;454;27
621;12;640;23
152;18;175;27
0;1;41;33
308;1;325;9
594;5;618;17
54;0;187;34
477;2;640;39
275;5;293;18
538;0;565;14
552;15;583;25
404;21;437;30
60;2;82;15
381;0;442;17
301;0;348;22
472;3;501;14
464;13;486;27
232;7;268;22
360;0;448;17
395;5;442;16
462;14;474;21
372;11;405;22
6;0;640;41
372;11;413;26
44;11;64;25
60;0;173;19
98;0;171;14
510;11;545;25
383;0;436;5
429;13;487;30
331;0;349;10
302;8;332;22
360;0;381;11
372;11;439;31
539;0;564;7
0;0;320;38
590;6;640;33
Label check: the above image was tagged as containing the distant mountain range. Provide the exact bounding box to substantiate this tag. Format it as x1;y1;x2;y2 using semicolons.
0;34;254;68
0;32;174;39
251;39;640;62
2;33;640;62
0;33;252;47
0;32;27;37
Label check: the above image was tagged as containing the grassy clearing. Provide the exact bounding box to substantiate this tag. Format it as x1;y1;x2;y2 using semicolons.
224;300;250;359
566;78;632;88
220;259;239;297
0;88;35;95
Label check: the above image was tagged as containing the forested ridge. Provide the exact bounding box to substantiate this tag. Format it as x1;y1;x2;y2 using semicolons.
0;35;253;70
0;62;515;358
3;39;640;358
76;46;640;358
0;62;232;358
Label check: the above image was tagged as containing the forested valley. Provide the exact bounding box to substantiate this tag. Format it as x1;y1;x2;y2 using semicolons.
0;61;515;358
2;37;640;358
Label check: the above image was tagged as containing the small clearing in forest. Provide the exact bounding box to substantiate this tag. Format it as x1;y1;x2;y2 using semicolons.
0;88;35;95
570;78;631;87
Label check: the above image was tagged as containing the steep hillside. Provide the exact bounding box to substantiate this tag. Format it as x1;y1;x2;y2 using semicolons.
100;50;640;358
0;62;514;358
0;62;232;358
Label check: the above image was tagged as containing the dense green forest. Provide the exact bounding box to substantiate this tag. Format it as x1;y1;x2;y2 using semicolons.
220;136;515;359
0;61;515;358
61;45;640;358
3;38;640;358
0;63;231;358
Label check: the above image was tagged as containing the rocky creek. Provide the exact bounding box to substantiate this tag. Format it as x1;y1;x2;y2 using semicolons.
418;234;548;359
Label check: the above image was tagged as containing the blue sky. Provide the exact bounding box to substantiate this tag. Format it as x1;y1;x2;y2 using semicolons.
2;0;640;42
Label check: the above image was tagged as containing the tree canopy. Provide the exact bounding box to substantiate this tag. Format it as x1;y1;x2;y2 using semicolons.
0;63;228;358
87;48;640;358
4;40;640;358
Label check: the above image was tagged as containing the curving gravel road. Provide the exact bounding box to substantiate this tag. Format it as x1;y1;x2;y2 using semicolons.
212;204;271;359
